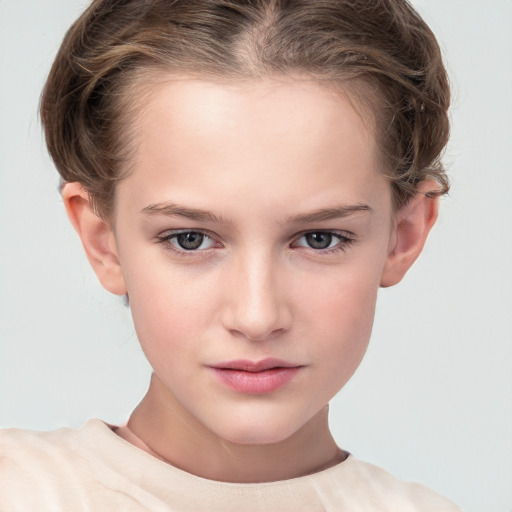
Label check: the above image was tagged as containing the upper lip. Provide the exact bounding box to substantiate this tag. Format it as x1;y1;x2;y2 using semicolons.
209;358;301;372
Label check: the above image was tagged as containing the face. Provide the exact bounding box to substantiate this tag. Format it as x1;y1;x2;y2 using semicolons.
111;77;395;445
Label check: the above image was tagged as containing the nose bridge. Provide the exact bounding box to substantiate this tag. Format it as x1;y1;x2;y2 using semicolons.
223;247;290;341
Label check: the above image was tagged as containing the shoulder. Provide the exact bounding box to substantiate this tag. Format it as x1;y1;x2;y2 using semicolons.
0;421;97;474
330;455;463;511
0;420;132;511
1;423;75;471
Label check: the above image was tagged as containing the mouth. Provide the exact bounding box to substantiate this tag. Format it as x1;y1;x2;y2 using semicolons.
208;358;303;394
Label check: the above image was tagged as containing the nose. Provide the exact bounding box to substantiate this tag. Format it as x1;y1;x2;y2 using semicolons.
221;251;291;341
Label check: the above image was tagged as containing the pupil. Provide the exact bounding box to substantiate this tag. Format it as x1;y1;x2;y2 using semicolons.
306;232;332;249
177;232;203;250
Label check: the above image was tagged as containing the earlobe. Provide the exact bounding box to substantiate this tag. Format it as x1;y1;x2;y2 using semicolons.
380;181;440;288
62;182;127;295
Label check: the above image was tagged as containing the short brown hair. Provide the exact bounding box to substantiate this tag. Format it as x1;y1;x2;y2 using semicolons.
41;0;450;218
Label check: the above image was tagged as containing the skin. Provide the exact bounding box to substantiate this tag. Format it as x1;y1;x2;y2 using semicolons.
63;77;438;483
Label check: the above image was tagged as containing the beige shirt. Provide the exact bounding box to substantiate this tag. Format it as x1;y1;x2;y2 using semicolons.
0;419;461;512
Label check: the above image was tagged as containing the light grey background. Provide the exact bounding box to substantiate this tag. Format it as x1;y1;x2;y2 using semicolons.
0;1;510;511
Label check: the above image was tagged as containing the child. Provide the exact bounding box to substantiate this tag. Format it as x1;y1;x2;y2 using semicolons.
0;0;463;510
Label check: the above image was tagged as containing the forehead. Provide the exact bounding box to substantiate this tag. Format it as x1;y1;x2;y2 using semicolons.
132;75;378;143
116;76;390;218
135;75;372;126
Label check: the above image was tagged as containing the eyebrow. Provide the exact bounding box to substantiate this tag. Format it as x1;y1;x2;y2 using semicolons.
141;202;229;223
287;204;373;223
141;201;372;224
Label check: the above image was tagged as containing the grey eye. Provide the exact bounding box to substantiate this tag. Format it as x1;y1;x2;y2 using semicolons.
293;231;353;252
304;232;333;249
158;230;217;253
175;232;206;250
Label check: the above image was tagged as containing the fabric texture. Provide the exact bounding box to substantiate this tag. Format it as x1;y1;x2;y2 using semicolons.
0;419;461;512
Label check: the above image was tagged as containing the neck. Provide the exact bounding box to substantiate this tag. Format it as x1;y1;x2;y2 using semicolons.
116;374;347;483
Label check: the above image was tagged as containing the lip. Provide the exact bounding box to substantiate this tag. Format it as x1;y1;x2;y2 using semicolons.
208;358;303;394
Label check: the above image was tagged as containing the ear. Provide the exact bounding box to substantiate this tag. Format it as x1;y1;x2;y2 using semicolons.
62;182;127;295
380;180;439;288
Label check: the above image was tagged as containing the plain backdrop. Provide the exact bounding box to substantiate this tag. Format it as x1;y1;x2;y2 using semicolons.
0;1;511;511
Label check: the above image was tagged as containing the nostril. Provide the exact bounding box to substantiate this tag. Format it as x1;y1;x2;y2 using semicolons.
228;326;283;342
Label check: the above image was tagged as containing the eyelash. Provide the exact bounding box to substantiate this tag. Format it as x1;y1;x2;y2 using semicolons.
155;230;355;257
156;230;219;258
291;231;355;255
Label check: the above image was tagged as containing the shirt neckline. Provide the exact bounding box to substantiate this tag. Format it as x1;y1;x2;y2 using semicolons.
82;417;355;490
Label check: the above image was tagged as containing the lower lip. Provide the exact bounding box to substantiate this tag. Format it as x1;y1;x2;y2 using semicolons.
211;367;301;394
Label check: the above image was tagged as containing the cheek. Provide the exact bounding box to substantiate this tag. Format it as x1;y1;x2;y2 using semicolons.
311;280;377;345
297;265;380;376
300;255;381;327
122;258;218;364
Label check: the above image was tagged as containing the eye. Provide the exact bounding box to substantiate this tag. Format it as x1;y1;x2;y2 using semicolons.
293;231;353;251
302;232;335;249
158;231;217;251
